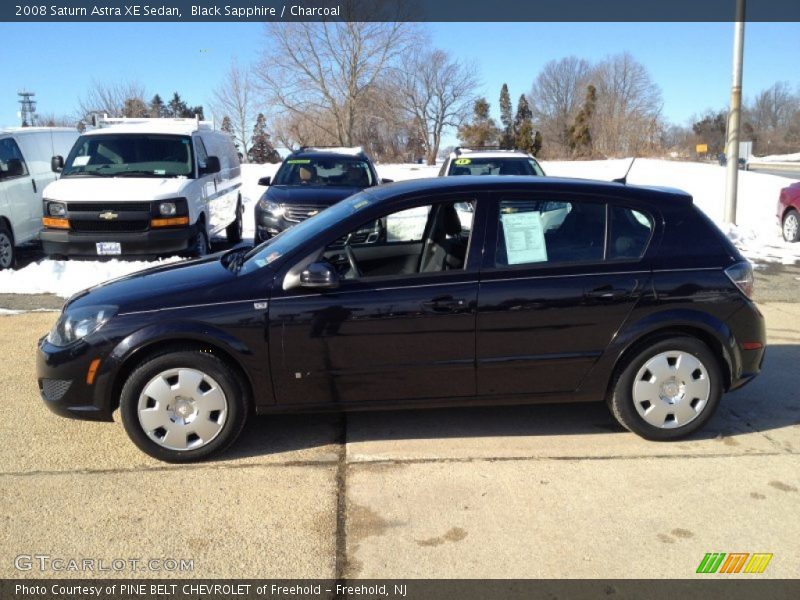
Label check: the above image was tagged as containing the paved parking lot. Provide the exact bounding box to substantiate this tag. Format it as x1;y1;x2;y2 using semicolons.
0;305;798;579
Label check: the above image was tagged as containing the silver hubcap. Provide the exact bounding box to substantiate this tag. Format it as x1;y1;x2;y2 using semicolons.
137;368;227;451
0;233;12;268
784;214;798;241
632;351;710;429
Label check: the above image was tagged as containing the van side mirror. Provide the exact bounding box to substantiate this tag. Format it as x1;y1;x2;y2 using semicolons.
51;155;64;173
258;176;271;186
300;262;339;289
202;156;221;175
381;178;394;184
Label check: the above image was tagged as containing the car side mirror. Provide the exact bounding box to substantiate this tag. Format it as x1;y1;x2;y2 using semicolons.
381;178;394;184
202;156;221;175
300;262;339;289
51;155;64;173
258;176;272;186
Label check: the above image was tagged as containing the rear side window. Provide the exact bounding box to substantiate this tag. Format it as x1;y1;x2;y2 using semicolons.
608;206;653;260
0;138;29;179
496;199;605;266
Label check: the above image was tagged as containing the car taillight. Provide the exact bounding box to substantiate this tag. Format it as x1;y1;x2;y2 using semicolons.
725;261;754;298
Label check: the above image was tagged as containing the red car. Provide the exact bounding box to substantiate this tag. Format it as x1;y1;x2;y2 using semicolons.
778;182;800;242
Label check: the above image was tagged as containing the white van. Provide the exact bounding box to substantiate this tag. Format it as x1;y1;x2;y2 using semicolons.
0;127;79;269
41;117;242;258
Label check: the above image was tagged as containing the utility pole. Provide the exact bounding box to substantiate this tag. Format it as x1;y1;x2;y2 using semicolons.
724;0;746;224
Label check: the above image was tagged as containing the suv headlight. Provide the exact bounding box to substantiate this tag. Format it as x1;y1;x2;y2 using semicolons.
47;201;67;217
258;198;284;216
47;305;117;347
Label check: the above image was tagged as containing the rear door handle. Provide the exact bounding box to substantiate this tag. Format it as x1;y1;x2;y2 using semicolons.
584;287;629;300
422;296;467;313
31;179;37;193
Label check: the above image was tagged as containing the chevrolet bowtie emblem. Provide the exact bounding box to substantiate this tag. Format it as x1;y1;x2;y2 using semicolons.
307;210;319;217
98;211;119;220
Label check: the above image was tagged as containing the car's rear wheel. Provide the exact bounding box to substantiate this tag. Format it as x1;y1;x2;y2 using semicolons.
120;351;248;462
0;222;15;270
608;337;723;440
782;209;799;243
226;197;243;244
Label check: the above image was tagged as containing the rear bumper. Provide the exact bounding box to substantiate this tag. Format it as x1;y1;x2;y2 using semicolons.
40;225;196;257
727;301;767;390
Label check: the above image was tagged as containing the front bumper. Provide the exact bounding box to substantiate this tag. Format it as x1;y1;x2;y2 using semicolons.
36;335;115;421
254;208;293;242
40;225;196;257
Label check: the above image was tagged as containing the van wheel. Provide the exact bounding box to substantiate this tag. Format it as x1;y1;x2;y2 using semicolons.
226;199;243;244
192;224;210;257
608;337;723;440
782;209;799;243
120;350;249;462
0;223;15;270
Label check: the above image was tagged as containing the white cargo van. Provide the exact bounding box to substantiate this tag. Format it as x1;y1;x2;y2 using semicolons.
41;117;242;258
0;127;79;269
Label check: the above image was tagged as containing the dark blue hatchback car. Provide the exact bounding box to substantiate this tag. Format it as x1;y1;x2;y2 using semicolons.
37;176;765;462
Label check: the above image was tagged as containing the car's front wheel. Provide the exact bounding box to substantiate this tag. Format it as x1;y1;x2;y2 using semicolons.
782;209;799;243
608;337;723;440
0;222;15;270
120;350;249;462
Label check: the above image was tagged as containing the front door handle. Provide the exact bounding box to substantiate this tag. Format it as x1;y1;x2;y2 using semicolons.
31;179;37;193
422;296;467;313
584;286;629;300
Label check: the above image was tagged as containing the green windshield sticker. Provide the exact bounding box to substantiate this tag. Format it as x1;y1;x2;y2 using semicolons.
454;158;472;165
287;159;311;164
353;199;370;210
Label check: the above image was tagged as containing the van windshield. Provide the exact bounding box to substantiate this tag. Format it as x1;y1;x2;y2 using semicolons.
61;134;194;178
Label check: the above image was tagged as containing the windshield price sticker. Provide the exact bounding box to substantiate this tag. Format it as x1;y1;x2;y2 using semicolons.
454;158;472;165
501;211;548;264
287;159;311;164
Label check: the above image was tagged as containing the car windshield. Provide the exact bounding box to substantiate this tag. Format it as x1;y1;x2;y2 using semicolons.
448;157;543;176
61;134;194;178
240;192;376;273
272;156;374;187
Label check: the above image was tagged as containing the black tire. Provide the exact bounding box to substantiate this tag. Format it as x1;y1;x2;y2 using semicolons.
119;350;249;462
608;336;723;441
226;198;243;244
192;222;210;257
782;209;799;243
0;221;15;270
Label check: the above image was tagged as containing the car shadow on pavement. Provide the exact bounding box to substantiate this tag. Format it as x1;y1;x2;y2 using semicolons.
217;344;799;461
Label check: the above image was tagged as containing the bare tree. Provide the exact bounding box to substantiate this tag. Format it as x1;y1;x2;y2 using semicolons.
78;79;147;119
529;57;592;157
210;59;255;162
591;52;663;156
397;49;478;165
255;15;415;146
749;82;798;132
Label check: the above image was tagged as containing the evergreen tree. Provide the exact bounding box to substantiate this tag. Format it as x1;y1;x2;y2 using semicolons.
220;116;239;153
458;97;500;147
149;94;165;118
499;84;514;149
249;113;280;164
167;93;188;118
533;130;543;157
568;84;596;157
513;94;535;154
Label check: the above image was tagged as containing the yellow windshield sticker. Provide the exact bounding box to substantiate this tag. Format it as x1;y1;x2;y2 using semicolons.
454;158;471;165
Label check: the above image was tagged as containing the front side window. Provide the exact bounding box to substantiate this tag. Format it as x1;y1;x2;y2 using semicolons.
322;200;475;280
194;136;209;172
0;138;29;180
61;134;194;178
273;157;374;187
495;198;605;266
448;157;543;176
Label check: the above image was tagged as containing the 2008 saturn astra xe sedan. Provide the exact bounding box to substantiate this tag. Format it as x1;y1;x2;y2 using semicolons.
37;176;766;462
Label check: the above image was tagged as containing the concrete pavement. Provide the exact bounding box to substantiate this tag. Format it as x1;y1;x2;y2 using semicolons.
0;304;797;579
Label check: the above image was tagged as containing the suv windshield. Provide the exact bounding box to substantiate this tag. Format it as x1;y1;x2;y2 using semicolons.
448;157;543;176
272;156;374;187
61;134;194;178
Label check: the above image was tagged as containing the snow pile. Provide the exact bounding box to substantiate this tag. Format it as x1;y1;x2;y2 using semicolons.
0;257;180;298
750;152;800;163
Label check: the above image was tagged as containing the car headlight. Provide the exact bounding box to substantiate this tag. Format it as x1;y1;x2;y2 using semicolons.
258;198;284;216
158;201;177;216
47;305;117;347
48;201;67;217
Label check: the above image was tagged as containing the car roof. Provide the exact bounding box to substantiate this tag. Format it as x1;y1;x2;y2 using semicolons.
290;146;371;160
362;175;693;205
451;150;532;160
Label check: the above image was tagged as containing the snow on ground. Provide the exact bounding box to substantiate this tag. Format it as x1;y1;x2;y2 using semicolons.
750;152;800;163
0;158;796;299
